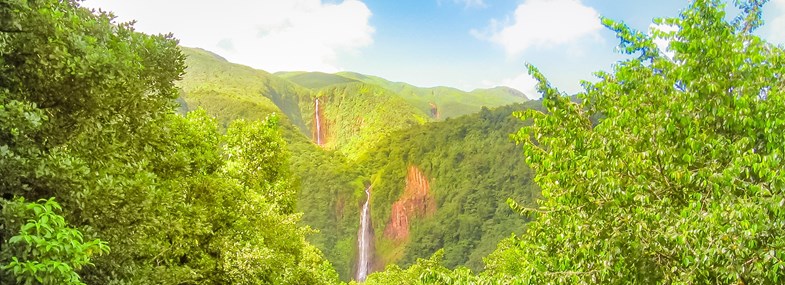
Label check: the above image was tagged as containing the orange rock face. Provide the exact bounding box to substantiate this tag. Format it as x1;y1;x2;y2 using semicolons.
428;102;440;119
383;165;436;241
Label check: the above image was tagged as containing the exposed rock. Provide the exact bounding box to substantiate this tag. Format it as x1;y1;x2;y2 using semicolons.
384;165;435;241
429;102;440;119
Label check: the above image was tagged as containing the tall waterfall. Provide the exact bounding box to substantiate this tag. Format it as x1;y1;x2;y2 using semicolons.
356;185;373;281
315;98;322;145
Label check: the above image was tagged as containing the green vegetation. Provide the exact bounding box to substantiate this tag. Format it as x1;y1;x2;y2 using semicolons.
276;71;361;89
3;0;785;284
486;1;785;283
314;83;429;158
0;1;337;284
2;198;109;285
365;0;785;284
359;102;543;270
337;71;527;119
178;47;313;135
289;142;363;280
174;45;431;280
281;71;528;120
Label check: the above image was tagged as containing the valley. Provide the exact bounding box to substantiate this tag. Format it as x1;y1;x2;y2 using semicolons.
176;47;539;280
3;1;784;284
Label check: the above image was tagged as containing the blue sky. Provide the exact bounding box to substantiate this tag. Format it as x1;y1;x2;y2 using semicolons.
83;0;785;99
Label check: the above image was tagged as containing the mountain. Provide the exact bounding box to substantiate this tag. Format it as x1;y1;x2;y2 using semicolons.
277;71;529;120
337;71;529;119
177;47;313;136
310;83;429;158
173;47;541;281
176;48;363;279
275;71;361;89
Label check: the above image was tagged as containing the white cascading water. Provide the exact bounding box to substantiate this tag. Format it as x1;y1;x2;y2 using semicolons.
315;98;322;145
356;185;372;281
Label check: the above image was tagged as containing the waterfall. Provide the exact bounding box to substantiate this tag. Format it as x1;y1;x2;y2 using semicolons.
315;98;322;145
356;185;372;281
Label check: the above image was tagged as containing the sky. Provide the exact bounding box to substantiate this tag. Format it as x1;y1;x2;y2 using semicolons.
81;0;785;99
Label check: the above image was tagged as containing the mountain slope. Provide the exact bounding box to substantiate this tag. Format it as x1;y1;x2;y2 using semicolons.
175;47;364;280
275;71;361;89
177;47;313;135
174;47;541;281
357;102;544;272
310;82;430;158
337;71;529;119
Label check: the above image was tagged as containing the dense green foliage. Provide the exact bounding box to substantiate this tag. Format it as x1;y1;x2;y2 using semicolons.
487;1;785;283
173;46;372;281
0;1;337;284
5;0;781;284
314;83;429;158
359;250;486;285
282;71;528;120
2;198;108;285
178;47;313;135
290;142;364;280
175;44;534;282
360;0;785;284
359;103;543;271
336;72;529;120
175;49;543;280
276;71;361;89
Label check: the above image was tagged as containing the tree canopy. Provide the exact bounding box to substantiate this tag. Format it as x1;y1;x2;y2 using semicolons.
0;0;338;284
487;0;785;283
4;0;785;284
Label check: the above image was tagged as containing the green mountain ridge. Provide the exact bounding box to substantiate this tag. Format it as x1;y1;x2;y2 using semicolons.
275;71;362;89
177;47;312;135
173;46;542;280
336;71;528;119
276;70;529;120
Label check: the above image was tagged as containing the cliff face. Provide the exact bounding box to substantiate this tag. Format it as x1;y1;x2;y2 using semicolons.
383;165;436;241
429;102;440;119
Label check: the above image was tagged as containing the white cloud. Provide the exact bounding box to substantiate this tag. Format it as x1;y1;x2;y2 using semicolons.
769;0;785;44
82;0;374;72
484;72;540;100
472;0;602;56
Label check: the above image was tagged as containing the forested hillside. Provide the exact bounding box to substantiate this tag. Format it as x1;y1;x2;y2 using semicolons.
363;0;785;284
3;0;785;284
335;72;528;119
312;83;428;157
281;71;528;120
358;102;544;271
177;47;313;135
176;47;366;280
173;44;543;281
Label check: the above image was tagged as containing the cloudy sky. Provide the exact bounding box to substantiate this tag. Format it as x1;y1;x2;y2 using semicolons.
82;0;785;99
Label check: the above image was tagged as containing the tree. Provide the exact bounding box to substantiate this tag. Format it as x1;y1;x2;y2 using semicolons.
0;1;340;284
362;250;488;285
487;0;785;283
1;198;109;285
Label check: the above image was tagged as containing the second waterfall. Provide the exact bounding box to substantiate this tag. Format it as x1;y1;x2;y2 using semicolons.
356;185;373;281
